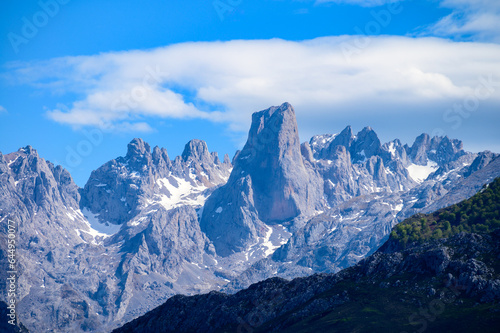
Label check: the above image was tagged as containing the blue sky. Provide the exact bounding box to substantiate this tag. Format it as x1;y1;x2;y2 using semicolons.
1;0;499;186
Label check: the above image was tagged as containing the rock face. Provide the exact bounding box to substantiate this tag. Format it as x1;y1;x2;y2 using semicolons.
1;102;500;333
80;138;231;225
240;102;319;222
112;205;213;277
0;141;233;333
200;103;323;256
408;133;465;165
0;147;109;332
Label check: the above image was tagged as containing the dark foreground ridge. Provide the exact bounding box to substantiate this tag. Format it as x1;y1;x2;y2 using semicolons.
114;178;500;333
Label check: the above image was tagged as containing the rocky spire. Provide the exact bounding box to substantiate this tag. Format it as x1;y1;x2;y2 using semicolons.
126;138;151;160
331;126;354;149
408;134;465;166
350;126;383;162
181;139;211;164
230;101;317;222
200;102;323;256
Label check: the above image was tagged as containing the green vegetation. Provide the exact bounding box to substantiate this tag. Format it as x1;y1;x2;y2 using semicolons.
391;177;500;248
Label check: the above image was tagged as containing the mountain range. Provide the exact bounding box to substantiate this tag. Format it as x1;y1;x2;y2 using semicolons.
114;177;500;333
0;102;499;332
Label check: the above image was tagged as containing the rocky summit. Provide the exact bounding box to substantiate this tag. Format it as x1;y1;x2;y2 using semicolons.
200;103;323;257
1;102;499;332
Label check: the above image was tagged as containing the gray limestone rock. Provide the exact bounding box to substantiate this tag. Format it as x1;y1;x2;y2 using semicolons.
200;102;324;256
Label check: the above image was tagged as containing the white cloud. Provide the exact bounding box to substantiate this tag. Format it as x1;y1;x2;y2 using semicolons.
0;105;6;113
427;0;500;42
313;0;500;43
114;122;155;133
7;36;500;138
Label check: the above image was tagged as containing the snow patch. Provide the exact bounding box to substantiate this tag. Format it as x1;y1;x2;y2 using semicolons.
408;197;418;204
7;156;19;166
387;142;396;156
241;225;291;261
262;226;280;257
358;150;366;162
393;203;404;212
74;229;88;244
311;134;337;149
406;160;438;183
81;208;121;239
153;176;208;210
130;216;147;227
